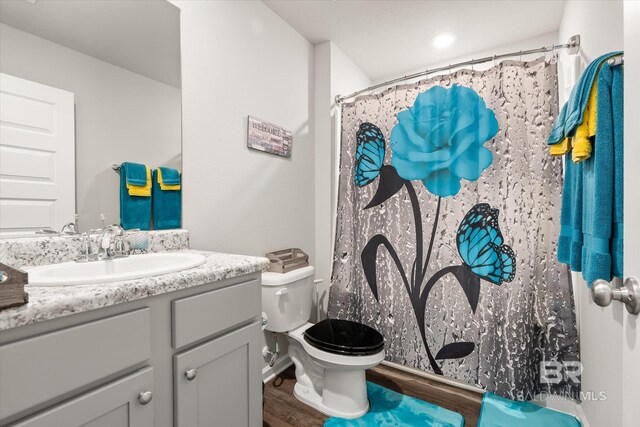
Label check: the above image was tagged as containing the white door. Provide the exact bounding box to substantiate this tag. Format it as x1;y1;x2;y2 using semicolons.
622;3;639;427
0;73;75;237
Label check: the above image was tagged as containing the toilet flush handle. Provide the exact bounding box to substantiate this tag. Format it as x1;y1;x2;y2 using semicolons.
275;288;288;296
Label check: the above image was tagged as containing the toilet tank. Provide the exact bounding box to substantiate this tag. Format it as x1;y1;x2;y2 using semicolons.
261;266;314;333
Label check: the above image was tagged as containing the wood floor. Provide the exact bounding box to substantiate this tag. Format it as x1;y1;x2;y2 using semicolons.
263;364;483;427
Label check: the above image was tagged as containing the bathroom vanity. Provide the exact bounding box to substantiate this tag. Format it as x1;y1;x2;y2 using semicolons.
0;231;269;427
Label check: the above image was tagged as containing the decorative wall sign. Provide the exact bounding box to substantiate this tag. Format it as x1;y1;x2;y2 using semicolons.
247;116;292;158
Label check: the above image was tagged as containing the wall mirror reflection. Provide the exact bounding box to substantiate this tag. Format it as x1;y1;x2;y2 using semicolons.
0;0;181;236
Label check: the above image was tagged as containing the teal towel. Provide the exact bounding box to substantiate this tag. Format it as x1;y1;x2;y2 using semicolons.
152;169;181;230
611;64;624;277
557;57;624;285
121;162;148;186
558;158;583;271
324;382;464;427
478;392;581;427
119;164;151;230
158;167;181;185
581;62;624;284
548;51;622;145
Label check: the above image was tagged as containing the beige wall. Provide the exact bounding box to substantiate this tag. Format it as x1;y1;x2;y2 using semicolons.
0;23;182;231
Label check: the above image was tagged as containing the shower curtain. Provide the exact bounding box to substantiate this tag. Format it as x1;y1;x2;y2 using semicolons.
328;58;579;400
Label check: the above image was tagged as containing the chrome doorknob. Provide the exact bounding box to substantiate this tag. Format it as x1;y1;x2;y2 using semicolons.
592;277;640;315
185;368;197;381
138;391;153;405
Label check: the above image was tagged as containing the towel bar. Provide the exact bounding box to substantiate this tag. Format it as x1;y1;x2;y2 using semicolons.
607;55;624;66
592;277;640;315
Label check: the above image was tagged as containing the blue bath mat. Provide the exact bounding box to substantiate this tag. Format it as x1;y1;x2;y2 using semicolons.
323;382;464;427
478;392;582;427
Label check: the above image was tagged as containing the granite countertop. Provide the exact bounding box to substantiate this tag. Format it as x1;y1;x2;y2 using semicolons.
0;250;270;331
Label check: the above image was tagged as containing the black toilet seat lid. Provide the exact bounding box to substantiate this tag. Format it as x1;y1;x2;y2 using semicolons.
303;319;384;356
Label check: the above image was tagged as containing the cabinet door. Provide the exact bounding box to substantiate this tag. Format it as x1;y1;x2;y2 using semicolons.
174;321;262;427
13;368;154;427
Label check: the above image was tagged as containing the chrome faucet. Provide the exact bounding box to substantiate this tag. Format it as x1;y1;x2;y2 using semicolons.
98;225;130;260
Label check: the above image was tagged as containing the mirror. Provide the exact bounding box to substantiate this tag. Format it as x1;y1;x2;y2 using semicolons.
0;0;181;236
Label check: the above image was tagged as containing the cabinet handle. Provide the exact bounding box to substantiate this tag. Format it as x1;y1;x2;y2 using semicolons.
185;368;197;381
138;391;153;405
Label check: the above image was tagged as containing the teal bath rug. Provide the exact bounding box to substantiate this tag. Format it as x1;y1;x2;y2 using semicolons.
323;382;464;427
478;392;582;427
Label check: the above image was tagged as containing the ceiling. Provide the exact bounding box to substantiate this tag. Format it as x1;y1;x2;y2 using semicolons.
264;0;566;81
0;0;181;88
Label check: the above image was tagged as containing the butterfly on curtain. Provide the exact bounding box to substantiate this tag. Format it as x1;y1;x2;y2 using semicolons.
354;122;385;187
456;203;516;285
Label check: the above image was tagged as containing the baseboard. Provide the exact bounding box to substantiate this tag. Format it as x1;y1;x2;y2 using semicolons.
262;355;293;383
381;360;484;394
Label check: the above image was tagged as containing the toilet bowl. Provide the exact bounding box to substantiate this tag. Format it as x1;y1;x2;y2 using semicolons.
261;266;385;419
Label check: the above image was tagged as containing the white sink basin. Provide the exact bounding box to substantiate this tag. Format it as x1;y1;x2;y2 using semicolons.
26;252;207;286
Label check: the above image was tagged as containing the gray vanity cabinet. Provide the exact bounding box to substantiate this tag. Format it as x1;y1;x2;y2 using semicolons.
0;272;263;427
174;321;262;427
12;367;154;427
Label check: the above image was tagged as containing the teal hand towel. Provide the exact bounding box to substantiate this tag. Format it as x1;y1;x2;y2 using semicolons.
548;51;622;145
611;64;624;277
158;167;180;185
478;392;581;427
152;169;181;230
120;164;151;230
121;162;148;186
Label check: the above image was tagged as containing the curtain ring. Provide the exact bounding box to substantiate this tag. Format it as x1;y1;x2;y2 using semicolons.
471;59;475;72
493;55;497;67
519;50;523;62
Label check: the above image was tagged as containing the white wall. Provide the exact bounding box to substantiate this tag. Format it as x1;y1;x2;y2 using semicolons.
174;0;314;259
0;23;182;231
171;0;314;378
557;2;625;426
622;6;640;427
314;41;372;321
372;31;558;86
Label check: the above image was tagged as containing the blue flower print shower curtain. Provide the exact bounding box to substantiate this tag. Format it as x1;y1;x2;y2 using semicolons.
329;58;580;400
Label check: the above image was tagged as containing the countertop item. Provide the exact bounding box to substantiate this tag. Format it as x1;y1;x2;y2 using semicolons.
0;250;269;331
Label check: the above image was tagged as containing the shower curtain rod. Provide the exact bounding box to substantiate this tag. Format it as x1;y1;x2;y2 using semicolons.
335;34;581;104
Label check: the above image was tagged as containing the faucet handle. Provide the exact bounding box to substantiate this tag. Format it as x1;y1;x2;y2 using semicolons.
112;235;130;257
76;232;95;262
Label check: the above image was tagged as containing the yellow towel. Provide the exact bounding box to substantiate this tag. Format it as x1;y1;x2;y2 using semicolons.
158;168;181;191
550;137;572;156
126;166;152;197
572;82;598;162
549;73;599;161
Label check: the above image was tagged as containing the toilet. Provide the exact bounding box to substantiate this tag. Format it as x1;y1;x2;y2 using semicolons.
261;266;385;419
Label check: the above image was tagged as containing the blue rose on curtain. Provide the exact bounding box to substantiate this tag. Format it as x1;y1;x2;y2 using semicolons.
353;85;515;375
390;84;499;197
